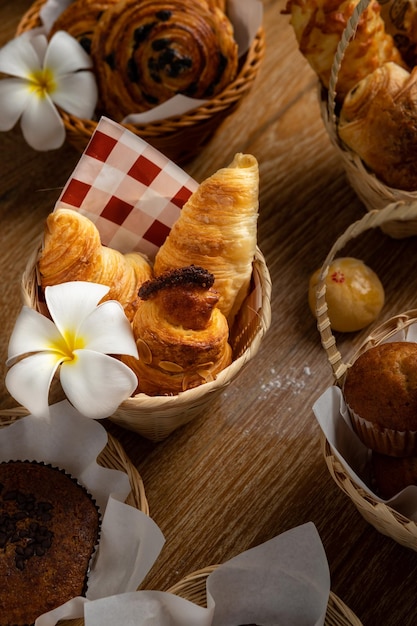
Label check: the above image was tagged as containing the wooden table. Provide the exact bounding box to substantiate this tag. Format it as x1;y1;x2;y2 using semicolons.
1;1;417;624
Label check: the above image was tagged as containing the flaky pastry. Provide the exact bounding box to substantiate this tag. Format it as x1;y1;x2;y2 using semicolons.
123;266;232;396
38;207;153;321
338;61;417;190
154;153;259;327
284;0;404;102
90;0;238;118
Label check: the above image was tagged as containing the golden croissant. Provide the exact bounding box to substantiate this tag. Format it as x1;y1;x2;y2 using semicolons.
338;61;417;190
284;0;404;102
38;207;153;321
154;153;259;327
122;266;232;396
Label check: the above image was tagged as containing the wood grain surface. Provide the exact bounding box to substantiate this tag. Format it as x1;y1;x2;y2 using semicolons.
1;1;417;624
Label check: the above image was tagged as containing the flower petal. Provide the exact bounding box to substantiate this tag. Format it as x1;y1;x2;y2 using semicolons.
6;306;64;364
45;31;93;74
0;78;31;130
20;94;66;150
60;350;138;419
5;351;62;418
45;282;110;336
79;300;138;357
0;32;43;78
53;71;97;118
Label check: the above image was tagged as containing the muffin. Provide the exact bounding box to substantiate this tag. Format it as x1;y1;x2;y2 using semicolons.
308;257;384;332
343;341;417;456
371;451;417;499
0;460;100;626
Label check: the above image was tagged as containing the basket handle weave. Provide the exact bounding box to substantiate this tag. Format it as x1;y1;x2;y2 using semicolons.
315;201;417;384
327;0;371;136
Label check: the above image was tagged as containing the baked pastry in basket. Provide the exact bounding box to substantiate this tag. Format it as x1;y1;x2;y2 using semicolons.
343;341;417;456
338;61;417;191
284;0;403;102
49;0;121;54
122;266;232;396
0;460;100;625
154;153;259;326
89;0;239;119
38;207;153;322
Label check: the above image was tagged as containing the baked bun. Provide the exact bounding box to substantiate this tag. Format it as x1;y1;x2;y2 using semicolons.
338;62;417;191
343;342;417;456
371;451;417;499
90;0;238;119
122;266;232;396
308;257;384;332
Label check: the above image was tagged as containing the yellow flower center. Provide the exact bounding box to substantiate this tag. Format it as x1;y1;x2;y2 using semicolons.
28;67;57;99
48;329;86;363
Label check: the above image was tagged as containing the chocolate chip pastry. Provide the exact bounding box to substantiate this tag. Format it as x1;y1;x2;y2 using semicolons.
89;0;239;119
49;0;121;55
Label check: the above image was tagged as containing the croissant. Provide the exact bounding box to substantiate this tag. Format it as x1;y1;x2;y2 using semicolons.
284;0;404;102
338;61;417;190
38;207;153;321
90;0;238;119
122;266;232;396
154;153;259;327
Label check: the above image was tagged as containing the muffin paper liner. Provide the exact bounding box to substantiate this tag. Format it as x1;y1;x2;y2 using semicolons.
313;323;417;520
0;400;165;625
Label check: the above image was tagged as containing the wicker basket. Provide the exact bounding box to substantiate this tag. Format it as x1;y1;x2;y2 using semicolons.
21;241;271;441
314;201;417;550
319;0;417;239
16;0;265;164
167;565;364;625
0;406;149;626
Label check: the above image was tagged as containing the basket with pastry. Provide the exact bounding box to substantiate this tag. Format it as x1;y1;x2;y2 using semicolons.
13;0;265;163
312;201;417;551
283;0;417;238
14;120;271;442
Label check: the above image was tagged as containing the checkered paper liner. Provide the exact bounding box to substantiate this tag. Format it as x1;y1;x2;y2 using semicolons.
23;117;271;440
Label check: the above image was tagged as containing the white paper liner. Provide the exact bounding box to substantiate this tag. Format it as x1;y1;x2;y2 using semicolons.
56;522;331;626
0;400;165;625
313;322;417;521
38;0;263;124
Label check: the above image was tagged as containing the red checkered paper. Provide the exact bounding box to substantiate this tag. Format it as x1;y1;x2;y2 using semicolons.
55;117;198;259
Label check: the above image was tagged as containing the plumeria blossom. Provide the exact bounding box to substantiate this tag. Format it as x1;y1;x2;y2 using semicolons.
0;30;97;150
5;282;139;420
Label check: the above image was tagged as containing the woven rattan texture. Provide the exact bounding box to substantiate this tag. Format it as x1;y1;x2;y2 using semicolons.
16;0;265;164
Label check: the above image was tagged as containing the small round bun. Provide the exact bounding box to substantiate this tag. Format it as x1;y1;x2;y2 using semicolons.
343;341;417;456
308;257;384;332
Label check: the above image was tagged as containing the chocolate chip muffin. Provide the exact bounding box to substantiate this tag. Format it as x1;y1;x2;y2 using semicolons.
0;460;100;626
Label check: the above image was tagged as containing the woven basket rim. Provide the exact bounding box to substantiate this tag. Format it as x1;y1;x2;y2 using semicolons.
0;407;149;515
315;201;417;384
16;0;266;134
21;245;272;415
167;564;363;625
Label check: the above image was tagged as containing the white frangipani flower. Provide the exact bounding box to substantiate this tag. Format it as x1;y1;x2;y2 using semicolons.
6;282;139;420
0;30;97;150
